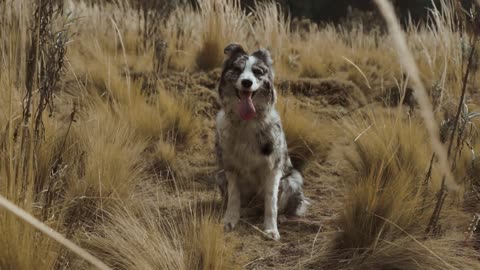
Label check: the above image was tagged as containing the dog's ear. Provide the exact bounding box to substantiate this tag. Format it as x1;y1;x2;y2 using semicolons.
252;48;273;67
224;43;246;59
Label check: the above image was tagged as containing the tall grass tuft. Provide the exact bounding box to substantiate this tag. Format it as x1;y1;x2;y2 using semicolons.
307;111;480;269
0;1;109;269
277;95;335;170
250;1;291;75
80;195;235;270
195;0;247;71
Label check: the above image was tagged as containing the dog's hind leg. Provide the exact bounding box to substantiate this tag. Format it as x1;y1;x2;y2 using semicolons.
278;169;309;217
264;169;281;240
216;170;227;205
223;171;241;231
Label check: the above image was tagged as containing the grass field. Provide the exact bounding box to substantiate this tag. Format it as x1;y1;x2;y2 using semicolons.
1;0;480;269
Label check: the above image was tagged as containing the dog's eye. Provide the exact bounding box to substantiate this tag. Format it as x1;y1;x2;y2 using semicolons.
232;66;243;73
253;68;264;76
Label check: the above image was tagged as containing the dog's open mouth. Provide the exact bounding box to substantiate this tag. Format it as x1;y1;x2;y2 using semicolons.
235;89;257;100
236;89;257;121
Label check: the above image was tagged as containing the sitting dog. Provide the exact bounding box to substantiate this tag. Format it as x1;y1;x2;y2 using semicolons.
215;43;308;240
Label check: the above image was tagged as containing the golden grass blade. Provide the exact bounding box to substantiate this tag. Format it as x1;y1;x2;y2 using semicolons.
354;123;373;142
373;0;458;190
373;214;454;269
0;195;111;270
109;16;131;95
342;56;372;90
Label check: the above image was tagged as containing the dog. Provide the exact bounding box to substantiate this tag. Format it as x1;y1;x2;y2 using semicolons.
215;43;309;240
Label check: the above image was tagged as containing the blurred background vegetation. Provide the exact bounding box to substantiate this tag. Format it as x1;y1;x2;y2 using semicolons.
183;0;476;24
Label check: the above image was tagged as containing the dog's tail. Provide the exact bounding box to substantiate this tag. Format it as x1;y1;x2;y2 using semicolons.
279;169;310;216
292;193;310;216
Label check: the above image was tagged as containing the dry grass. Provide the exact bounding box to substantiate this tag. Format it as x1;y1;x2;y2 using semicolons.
74;104;148;199
195;0;247;71
277;95;336;170
77;192;235;270
0;214;59;269
321;233;480;270
344;110;431;182
249;1;292;76
1;1;220;269
307;110;478;269
374;0;456;192
2;0;480;269
342;112;431;233
0;1;62;269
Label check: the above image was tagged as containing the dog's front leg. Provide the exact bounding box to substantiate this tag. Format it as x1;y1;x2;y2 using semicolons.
264;169;281;240
224;171;241;231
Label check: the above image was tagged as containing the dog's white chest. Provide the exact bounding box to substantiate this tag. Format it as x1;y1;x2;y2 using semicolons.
216;111;276;175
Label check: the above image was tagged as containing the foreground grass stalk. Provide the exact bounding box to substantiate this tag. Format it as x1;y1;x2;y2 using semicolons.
372;0;456;190
0;195;111;270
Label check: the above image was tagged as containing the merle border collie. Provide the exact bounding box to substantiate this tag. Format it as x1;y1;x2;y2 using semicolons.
215;43;308;240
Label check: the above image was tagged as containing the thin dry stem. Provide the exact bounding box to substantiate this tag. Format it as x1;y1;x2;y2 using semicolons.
0;195;111;270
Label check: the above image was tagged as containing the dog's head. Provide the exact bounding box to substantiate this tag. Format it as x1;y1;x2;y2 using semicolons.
218;43;276;121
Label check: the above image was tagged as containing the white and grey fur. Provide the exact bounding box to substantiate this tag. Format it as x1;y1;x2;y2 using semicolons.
215;43;309;240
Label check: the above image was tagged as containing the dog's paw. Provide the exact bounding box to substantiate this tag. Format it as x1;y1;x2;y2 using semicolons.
264;229;280;240
223;212;240;231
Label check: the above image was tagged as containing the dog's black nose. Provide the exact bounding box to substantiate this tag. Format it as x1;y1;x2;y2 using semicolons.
241;79;253;88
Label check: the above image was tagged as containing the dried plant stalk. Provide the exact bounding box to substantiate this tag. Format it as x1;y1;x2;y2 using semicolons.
373;0;457;190
0;195;111;270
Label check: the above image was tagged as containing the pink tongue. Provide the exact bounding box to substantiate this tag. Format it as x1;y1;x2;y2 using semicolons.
239;95;256;121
